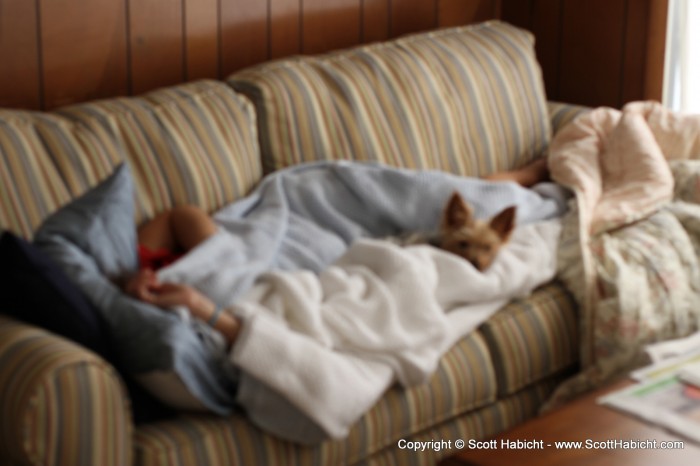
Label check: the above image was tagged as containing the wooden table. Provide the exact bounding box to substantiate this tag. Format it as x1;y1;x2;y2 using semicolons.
441;380;700;466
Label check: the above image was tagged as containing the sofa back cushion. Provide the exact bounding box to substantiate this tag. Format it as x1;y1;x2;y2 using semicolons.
0;80;262;238
228;20;550;177
60;80;262;221
0;111;110;238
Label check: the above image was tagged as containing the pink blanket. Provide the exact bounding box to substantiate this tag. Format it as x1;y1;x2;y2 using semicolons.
546;101;700;406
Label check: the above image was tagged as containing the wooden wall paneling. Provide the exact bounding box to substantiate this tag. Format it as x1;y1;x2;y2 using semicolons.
220;0;269;76
1;0;670;110
500;0;532;27
501;0;562;100
0;0;41;109
558;0;627;107
643;0;668;101
621;0;648;104
270;0;301;59
390;0;438;37
531;0;563;100
302;0;362;54
184;0;219;80
438;0;501;28
40;0;128;109
361;0;390;42
128;0;184;95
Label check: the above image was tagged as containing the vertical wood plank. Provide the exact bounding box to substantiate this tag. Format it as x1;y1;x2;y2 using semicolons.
531;0;562;100
390;0;438;37
302;0;361;54
501;0;561;99
620;0;648;104
0;0;670;110
0;0;41;109
438;0;500;28
220;0;269;75
500;0;533;28
129;0;184;95
558;0;626;107
184;0;219;80
643;0;668;101
41;0;128;109
270;0;301;59
361;0;390;42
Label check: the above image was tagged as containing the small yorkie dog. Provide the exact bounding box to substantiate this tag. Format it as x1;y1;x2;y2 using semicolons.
392;192;517;271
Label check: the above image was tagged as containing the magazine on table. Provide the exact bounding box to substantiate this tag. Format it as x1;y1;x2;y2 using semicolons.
598;332;700;444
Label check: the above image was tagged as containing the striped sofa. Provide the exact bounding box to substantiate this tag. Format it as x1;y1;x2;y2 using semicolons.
0;21;587;466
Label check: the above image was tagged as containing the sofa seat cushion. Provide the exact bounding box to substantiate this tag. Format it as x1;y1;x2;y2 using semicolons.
479;280;579;397
133;332;497;466
229;20;550;176
370;376;566;466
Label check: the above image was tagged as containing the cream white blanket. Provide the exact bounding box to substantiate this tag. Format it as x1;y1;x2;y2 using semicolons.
155;161;569;440
546;101;700;407
227;221;561;439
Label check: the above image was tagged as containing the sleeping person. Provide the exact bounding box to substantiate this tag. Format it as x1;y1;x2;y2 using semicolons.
121;204;242;348
120;158;551;348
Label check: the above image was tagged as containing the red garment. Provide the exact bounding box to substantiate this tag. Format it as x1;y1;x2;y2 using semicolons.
137;245;182;271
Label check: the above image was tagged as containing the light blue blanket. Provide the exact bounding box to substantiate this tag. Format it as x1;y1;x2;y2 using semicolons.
156;160;569;441
174;161;569;306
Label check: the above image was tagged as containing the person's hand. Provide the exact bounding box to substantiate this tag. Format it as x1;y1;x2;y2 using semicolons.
123;268;159;301
144;281;241;348
145;282;216;321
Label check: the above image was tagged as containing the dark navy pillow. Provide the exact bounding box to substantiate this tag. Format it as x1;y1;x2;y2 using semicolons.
0;231;110;355
0;231;173;423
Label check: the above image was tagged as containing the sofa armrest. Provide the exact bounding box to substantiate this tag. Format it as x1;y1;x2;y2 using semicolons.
0;315;133;466
548;101;591;136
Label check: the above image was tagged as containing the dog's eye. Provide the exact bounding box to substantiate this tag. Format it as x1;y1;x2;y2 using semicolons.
458;240;470;249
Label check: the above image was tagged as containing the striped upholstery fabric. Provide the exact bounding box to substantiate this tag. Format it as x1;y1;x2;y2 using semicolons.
0;316;132;466
548;101;590;136
0;111;107;238
229;20;550;176
0;26;584;466
133;373;564;466
134;332;497;466
60;80;262;223
366;377;564;466
0;81;261;238
480;281;579;397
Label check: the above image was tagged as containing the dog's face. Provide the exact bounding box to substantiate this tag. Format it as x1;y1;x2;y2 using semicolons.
437;192;516;271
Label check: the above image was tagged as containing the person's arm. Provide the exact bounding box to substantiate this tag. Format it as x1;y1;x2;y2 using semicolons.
141;282;241;349
482;157;550;187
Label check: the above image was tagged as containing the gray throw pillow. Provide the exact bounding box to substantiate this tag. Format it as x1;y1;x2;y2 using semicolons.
33;164;236;415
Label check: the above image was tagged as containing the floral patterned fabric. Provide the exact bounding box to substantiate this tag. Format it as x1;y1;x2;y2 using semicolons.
545;101;700;406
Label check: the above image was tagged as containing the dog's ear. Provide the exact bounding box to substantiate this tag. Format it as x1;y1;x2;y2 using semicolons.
489;206;516;241
443;192;474;230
